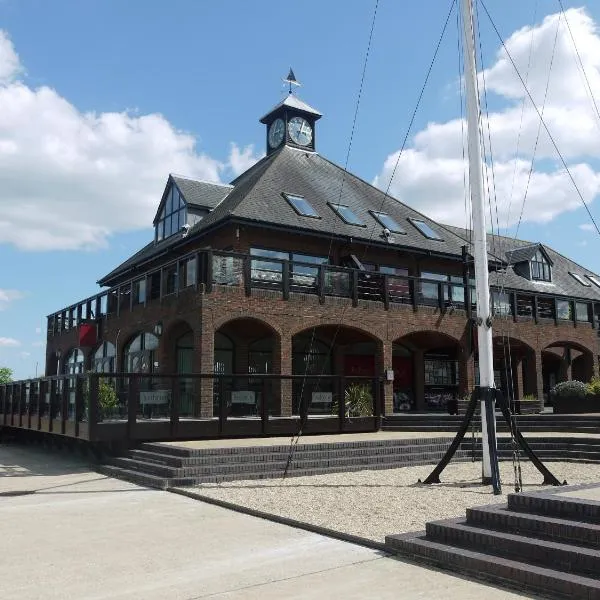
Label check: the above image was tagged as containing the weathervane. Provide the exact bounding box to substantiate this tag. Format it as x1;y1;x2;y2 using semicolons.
283;68;301;94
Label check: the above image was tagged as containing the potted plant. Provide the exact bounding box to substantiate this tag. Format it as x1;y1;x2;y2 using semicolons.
332;383;373;418
550;380;595;414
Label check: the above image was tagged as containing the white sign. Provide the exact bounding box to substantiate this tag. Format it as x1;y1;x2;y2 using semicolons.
312;392;332;405
231;390;256;405
140;390;171;406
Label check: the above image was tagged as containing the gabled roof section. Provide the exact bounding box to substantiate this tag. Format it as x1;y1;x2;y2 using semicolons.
189;145;469;257
506;243;553;266
443;224;600;301
259;94;322;123
171;175;232;210
152;175;232;225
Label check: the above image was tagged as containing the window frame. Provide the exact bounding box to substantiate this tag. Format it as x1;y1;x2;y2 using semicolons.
282;192;320;218
328;203;366;227
569;272;591;287
408;218;444;241
530;250;551;282
370;211;407;234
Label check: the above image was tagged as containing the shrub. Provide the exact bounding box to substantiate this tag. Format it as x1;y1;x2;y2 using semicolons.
522;394;537;401
332;383;373;417
550;380;588;399
98;379;118;417
586;376;600;396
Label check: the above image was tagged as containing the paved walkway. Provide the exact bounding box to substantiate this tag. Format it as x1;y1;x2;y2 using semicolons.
0;443;534;599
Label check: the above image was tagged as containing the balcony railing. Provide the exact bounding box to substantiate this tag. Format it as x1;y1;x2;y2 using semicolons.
46;249;596;338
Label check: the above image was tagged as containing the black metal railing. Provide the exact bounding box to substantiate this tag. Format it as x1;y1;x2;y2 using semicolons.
46;248;596;338
0;373;382;442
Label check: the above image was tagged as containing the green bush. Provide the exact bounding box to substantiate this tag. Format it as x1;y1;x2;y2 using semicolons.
332;383;373;417
98;379;118;417
550;380;588;399
522;394;537;401
586;376;600;396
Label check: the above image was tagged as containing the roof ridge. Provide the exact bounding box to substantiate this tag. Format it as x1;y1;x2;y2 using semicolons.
170;173;233;188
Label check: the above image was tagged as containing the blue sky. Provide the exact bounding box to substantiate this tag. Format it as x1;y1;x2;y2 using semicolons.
1;0;599;379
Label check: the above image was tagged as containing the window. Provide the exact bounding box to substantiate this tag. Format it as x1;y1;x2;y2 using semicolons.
569;272;591;287
155;185;187;242
556;299;572;320
124;332;159;373
587;275;600;288
329;203;365;226
530;250;551;282
424;358;457;386
133;279;146;305
93;342;116;373
420;272;469;304
185;257;197;287
491;291;512;316
409;218;444;240
370;211;406;234
576;302;590;322
283;193;319;218
250;248;328;289
64;349;85;376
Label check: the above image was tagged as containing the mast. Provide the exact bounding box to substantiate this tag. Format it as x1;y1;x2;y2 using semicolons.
460;0;499;487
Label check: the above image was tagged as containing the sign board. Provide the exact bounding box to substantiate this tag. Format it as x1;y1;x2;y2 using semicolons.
231;390;256;405
312;392;332;405
386;369;394;381
140;390;171;406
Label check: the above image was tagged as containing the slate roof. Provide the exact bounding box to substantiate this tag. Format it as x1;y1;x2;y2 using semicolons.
171;175;232;210
259;94;322;122
443;225;600;301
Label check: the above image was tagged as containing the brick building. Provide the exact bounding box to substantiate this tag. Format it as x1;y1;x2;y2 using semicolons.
45;90;600;419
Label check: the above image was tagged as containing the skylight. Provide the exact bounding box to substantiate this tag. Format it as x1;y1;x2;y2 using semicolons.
408;218;444;241
283;193;319;218
370;211;406;234
569;272;591;287
329;203;364;226
587;275;600;288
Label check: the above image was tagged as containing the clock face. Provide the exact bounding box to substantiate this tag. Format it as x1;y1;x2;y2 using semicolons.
288;116;313;146
268;118;285;148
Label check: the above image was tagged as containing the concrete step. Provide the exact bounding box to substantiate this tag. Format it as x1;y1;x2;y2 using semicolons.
425;518;600;577
131;442;462;467
385;532;599;599
466;504;600;547
96;464;169;490
508;491;600;524
111;449;473;479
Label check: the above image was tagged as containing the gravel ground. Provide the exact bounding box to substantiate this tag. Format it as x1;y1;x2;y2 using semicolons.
191;461;600;543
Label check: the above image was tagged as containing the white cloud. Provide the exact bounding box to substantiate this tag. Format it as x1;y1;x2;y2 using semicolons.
227;143;264;177
374;8;600;230
0;337;20;347
579;223;596;231
0;288;24;310
0;30;247;251
0;30;22;84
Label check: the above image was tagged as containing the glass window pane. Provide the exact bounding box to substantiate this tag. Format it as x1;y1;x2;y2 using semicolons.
421;272;448;282
284;193;319;217
588;275;600;288
166;187;174;214
556;300;572;320
186;258;197;287
330;204;364;226
291;253;328;265
576;302;590;321
409;219;444;240
127;335;142;353
144;333;159;351
569;272;591;286
371;212;406;234
251;248;288;260
379;266;408;276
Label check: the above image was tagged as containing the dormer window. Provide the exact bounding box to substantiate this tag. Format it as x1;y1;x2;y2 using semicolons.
156;185;187;242
531;250;551;282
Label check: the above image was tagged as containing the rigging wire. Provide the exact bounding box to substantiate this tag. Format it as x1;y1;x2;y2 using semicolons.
479;0;600;237
557;0;600;132
505;0;538;232
283;0;457;476
283;0;380;476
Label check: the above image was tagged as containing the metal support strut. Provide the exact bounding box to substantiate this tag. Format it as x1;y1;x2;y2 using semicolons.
420;387;564;491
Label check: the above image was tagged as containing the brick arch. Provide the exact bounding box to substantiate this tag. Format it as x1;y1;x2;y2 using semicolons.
289;322;385;345
213;314;283;339
161;319;195;374
544;339;593;356
492;334;536;354
392;328;463;351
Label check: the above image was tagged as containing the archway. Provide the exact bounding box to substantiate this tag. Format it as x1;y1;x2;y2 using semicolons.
543;341;594;400
291;325;380;416
393;331;462;413
213;318;279;417
490;336;536;403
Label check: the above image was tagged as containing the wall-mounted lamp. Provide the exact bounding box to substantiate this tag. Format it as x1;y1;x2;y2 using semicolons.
153;321;163;337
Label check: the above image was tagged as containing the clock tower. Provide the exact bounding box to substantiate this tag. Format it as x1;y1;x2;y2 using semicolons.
259;69;322;156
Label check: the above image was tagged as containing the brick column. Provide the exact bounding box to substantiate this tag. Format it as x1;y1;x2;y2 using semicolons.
527;350;544;411
275;334;292;417
511;356;524;400
378;341;393;415
193;326;214;418
413;349;425;412
458;348;475;398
